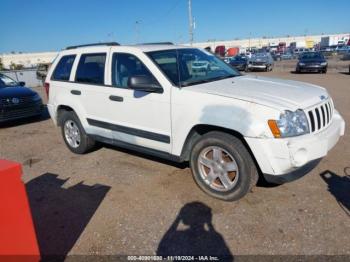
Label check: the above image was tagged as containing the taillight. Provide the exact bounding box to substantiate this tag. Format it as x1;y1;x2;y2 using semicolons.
44;82;50;98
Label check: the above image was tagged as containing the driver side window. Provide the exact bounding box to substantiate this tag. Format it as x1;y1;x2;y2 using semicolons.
112;53;155;88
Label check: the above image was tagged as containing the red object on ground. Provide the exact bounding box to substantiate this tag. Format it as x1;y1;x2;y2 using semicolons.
0;160;40;261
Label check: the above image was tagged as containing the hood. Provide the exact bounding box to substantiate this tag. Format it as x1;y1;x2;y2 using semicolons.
185;75;329;111
0;86;37;98
299;59;325;63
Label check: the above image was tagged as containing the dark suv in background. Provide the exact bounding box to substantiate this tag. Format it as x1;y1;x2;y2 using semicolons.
296;52;328;73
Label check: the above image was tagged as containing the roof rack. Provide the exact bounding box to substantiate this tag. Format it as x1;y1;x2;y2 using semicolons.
138;42;174;45
65;42;120;50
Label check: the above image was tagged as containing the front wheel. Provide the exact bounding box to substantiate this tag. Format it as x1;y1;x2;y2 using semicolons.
190;131;258;201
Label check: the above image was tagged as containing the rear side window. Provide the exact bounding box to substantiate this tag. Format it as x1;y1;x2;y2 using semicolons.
75;53;106;84
51;55;76;81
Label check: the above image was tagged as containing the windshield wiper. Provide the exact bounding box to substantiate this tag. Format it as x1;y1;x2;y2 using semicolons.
181;74;237;87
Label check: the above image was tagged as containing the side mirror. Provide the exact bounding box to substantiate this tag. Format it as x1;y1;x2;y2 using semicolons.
128;75;163;93
19;81;25;86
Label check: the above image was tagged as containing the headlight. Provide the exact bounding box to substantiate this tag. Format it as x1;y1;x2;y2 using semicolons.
321;62;327;66
298;62;305;66
268;109;309;138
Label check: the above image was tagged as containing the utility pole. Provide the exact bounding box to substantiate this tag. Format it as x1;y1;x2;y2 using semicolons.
135;20;141;44
188;0;194;45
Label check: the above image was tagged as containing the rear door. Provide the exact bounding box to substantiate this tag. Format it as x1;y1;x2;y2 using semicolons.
70;50;113;138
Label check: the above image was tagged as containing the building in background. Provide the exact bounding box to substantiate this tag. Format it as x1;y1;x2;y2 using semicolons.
0;33;349;70
189;33;350;52
0;52;57;69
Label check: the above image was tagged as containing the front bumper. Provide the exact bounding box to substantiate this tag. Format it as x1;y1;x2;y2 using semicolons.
0;102;43;123
298;64;327;72
247;64;267;70
245;110;345;183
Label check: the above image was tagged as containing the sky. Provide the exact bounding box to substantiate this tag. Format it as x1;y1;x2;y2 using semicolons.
1;0;350;53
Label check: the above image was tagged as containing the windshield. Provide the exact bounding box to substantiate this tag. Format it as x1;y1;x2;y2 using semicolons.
0;74;18;87
300;52;324;60
147;48;240;87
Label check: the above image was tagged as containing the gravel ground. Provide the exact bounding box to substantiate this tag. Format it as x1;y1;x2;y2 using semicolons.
0;69;349;258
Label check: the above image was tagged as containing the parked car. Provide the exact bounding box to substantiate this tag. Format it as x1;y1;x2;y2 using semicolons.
341;50;350;61
246;52;274;71
36;63;51;83
0;73;43;123
296;52;328;73
228;55;248;71
191;60;210;74
280;52;293;60
271;52;281;61
45;42;345;201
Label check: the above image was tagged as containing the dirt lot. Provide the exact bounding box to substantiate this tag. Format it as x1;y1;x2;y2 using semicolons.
0;68;349;258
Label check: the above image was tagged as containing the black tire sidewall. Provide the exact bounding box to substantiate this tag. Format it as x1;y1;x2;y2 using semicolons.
190;132;253;201
60;111;91;154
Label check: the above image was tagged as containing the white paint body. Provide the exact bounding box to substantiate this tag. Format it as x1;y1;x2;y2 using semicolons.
46;45;345;178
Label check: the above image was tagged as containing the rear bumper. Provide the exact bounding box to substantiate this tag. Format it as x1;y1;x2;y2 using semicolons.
245;111;345;182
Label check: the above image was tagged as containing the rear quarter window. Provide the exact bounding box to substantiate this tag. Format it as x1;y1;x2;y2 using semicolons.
51;55;76;81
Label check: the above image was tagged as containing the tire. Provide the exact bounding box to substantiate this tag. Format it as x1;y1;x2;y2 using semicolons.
322;69;327;74
190;131;258;201
59;110;95;154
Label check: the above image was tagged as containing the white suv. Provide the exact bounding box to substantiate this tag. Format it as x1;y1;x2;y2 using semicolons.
45;42;345;201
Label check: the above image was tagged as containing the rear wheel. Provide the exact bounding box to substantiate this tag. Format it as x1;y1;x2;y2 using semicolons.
60;111;95;154
190;131;258;201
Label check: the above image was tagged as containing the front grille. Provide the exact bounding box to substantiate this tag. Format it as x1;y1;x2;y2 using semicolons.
251;61;265;65
0;106;42;121
0;96;38;107
306;99;334;133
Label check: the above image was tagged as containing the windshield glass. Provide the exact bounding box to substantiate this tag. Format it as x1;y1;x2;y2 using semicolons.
300;52;324;60
0;74;18;87
147;48;240;87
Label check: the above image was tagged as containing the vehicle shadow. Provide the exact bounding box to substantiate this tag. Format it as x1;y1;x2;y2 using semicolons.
320;170;350;216
103;143;188;169
0;106;50;128
25;173;110;260
157;202;233;261
339;72;350;75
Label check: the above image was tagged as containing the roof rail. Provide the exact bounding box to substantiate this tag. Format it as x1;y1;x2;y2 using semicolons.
65;42;120;50
138;42;174;45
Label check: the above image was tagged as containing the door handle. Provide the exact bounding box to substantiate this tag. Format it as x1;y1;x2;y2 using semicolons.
109;95;123;102
71;90;81;95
